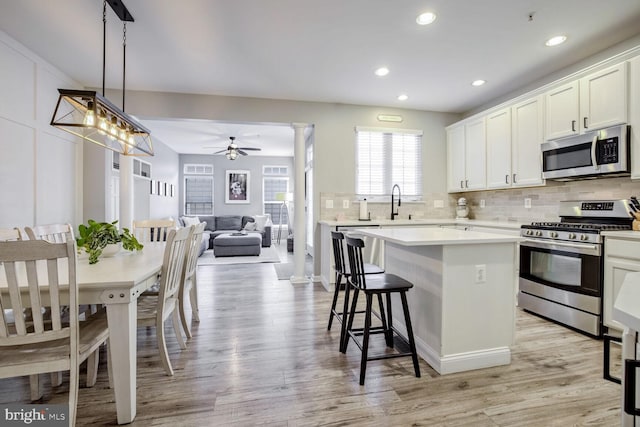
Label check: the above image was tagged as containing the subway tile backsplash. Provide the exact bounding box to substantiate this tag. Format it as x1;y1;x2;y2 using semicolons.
321;177;640;224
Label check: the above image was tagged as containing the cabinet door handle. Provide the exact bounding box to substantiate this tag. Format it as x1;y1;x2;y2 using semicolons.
465;180;469;188
513;173;517;184
584;117;588;129
571;120;576;132
460;180;464;189
505;174;509;184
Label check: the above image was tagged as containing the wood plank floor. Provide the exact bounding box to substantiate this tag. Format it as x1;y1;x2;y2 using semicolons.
0;244;623;426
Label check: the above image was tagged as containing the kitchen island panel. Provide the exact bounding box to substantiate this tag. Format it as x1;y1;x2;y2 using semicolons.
372;234;518;375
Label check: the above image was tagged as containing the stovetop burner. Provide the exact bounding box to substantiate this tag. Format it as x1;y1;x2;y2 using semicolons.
526;222;632;232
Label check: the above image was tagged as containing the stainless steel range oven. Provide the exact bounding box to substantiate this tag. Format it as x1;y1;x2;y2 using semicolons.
518;200;633;337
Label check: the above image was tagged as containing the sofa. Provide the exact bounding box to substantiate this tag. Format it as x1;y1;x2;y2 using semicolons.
179;215;272;253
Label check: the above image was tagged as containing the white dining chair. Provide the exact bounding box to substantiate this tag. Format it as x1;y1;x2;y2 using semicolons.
137;226;192;375
132;219;176;243
179;222;205;339
0;239;111;426
24;223;103;395
24;223;74;243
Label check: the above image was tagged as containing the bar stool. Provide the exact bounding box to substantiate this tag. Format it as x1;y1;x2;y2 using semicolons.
342;236;421;385
327;231;384;351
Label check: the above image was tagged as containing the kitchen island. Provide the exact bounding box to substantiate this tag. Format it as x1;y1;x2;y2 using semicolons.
351;226;522;375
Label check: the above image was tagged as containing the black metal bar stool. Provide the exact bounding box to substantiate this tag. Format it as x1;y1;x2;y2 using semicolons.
341;236;421;385
327;231;384;352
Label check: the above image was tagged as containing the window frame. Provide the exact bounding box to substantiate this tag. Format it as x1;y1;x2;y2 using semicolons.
183;163;214;215
355;127;423;202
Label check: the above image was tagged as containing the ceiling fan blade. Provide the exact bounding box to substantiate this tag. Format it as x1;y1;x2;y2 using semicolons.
238;147;261;151
237;149;248;156
213;149;227;154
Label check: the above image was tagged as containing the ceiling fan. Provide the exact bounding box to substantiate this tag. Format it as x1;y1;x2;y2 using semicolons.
213;136;261;160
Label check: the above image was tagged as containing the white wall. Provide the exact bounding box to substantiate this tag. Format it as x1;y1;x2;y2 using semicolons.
179;153;295;217
0;31;82;229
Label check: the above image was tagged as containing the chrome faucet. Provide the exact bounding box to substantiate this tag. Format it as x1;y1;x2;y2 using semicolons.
391;184;401;220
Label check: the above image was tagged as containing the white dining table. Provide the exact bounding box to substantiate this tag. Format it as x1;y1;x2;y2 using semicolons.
0;242;165;425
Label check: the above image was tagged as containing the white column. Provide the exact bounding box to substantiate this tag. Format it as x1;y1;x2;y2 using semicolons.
290;123;309;284
119;154;134;230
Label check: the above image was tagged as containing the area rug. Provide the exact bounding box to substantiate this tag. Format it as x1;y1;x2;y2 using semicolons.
197;247;280;266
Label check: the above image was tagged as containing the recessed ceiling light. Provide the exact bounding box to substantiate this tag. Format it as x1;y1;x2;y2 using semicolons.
416;12;436;25
545;35;567;47
471;80;486;87
375;67;390;77
397;94;408;101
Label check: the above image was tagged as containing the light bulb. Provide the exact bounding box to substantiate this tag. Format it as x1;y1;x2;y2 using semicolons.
83;101;96;126
109;117;119;138
98;111;108;135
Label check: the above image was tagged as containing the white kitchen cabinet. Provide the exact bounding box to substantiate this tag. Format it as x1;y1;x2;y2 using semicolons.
629;55;640;180
446;124;466;192
465;117;486;190
545;62;628;140
486;97;544;189
511;96;545;187
447;117;486;192
486;108;512;189
603;234;640;332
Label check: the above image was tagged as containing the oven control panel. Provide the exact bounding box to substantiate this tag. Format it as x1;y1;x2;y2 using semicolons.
581;201;614;211
521;228;601;244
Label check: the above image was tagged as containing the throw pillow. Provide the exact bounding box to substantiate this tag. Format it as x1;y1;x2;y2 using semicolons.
244;222;257;231
182;216;201;227
253;215;268;232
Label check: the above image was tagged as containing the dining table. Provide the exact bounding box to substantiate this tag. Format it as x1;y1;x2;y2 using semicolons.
0;242;165;425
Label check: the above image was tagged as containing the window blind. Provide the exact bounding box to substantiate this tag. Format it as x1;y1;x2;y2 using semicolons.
355;128;423;197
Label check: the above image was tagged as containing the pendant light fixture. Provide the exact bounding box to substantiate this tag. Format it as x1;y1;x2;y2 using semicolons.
50;0;153;156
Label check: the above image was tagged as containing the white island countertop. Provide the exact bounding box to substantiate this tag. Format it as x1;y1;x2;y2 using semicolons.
351;226;523;246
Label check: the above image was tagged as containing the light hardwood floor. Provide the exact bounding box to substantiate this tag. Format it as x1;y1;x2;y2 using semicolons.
0;243;623;426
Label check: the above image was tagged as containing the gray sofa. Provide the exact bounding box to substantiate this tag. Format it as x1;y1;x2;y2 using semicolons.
180;215;271;251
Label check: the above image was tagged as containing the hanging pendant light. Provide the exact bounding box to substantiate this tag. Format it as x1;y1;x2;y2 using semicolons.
50;0;153;156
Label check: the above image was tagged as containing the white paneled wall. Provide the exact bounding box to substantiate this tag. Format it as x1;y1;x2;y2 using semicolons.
0;31;82;229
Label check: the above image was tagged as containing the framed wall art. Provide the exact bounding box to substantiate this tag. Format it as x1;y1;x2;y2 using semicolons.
225;170;250;204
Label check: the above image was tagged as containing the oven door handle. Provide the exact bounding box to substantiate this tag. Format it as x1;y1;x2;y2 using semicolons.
591;133;600;171
521;239;601;256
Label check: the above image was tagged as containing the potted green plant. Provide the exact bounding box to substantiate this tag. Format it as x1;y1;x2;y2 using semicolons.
76;220;143;264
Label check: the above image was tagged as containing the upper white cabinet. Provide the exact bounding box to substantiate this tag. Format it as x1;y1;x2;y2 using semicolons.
629;55;640;180
447;117;486;192
486;108;512;189
486;97;545;189
511;96;545;187
545;62;628;140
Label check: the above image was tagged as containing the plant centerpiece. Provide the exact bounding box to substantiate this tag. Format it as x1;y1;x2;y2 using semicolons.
76;220;143;264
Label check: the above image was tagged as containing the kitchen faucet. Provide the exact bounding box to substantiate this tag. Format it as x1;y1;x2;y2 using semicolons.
391;184;401;220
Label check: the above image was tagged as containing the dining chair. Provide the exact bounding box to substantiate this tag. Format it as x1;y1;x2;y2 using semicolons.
0;239;110;426
179;223;205;339
137;226;192;376
24;223;74;243
24;223;103;394
0;228;21;241
132;219;176;243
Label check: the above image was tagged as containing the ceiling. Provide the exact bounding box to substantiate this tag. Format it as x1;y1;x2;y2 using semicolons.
2;0;640;155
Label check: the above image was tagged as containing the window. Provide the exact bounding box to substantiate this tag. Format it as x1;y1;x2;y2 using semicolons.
184;164;214;215
263;166;289;225
355;127;423;199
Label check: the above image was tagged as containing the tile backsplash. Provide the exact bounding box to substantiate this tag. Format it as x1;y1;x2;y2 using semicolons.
320;177;640;224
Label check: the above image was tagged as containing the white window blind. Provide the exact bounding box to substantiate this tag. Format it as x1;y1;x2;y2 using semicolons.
355;127;423;198
184;163;214;215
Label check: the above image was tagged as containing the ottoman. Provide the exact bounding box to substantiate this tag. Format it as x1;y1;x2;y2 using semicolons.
213;233;261;257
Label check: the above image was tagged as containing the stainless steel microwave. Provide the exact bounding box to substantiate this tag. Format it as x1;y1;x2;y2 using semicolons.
541;125;630;180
